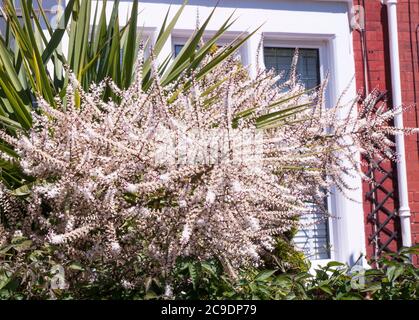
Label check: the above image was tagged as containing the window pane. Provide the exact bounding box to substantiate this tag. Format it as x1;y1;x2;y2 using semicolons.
173;42;242;61
174;44;184;57
0;1;24;47
0;16;5;38
0;0;5;37
264;47;320;89
294;204;331;260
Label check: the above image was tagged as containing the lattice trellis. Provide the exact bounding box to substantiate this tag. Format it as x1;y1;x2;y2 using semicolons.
364;157;401;259
362;91;402;261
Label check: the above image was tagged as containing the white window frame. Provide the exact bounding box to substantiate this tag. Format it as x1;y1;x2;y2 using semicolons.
171;29;251;68
262;33;336;111
262;33;339;267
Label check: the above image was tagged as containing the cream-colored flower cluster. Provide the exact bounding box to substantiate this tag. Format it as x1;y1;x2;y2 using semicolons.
0;48;416;283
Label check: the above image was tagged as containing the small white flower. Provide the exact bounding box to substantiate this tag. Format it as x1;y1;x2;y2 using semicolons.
164;284;173;298
65;216;75;233
125;183;139;193
128;132;138;143
205;190;216;205
262;239;275;251
231;180;242;193
184;136;194;146
13;230;23;238
159;173;170;182
49;233;65;244
178;199;187;208
63;151;71;162
19;136;31;148
110;241;121;254
85;127;96;139
248;245;259;261
247;217;260;232
196;218;206;226
46;186;60;199
181;224;192;244
121;280;134;289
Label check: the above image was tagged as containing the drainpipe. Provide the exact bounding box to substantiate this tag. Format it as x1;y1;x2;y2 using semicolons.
382;0;412;248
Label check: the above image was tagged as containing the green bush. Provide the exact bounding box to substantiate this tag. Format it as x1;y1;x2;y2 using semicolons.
262;231;309;273
168;246;419;300
1;236;417;300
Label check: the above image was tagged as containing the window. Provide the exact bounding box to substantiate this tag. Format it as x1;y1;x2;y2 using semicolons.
173;42;243;61
0;1;24;45
294;203;331;260
264;47;320;89
0;15;5;38
172;33;249;66
90;27;155;65
263;44;331;260
0;0;8;38
174;44;184;57
174;43;224;58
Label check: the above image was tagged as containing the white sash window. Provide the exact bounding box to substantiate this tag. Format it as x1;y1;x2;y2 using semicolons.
263;45;332;260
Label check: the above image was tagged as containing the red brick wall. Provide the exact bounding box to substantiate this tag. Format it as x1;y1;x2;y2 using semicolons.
352;0;419;264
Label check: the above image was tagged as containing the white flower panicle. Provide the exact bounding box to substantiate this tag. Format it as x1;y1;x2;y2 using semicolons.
0;47;416;283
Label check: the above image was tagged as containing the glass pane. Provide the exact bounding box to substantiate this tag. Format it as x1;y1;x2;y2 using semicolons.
0;16;5;38
174;42;242;61
294;203;331;260
0;0;21;10
263;47;320;89
0;2;25;47
174;44;184;57
0;0;5;36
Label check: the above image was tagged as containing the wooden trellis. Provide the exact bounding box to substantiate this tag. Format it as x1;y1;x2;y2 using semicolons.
364;156;401;259
362;91;402;261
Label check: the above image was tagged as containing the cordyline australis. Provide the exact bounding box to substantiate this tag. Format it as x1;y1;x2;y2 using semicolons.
0;48;416;290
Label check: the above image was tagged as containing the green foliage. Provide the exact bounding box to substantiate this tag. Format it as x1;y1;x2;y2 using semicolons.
0;236;417;300
370;247;419;300
171;258;235;300
0;237;54;299
140;246;419;300
262;231;308;273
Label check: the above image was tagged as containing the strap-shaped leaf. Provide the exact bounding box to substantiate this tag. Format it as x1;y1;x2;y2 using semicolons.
122;0;138;88
41;0;76;64
142;1;187;90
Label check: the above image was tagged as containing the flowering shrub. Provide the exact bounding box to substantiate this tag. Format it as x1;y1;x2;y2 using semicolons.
0;47;417;296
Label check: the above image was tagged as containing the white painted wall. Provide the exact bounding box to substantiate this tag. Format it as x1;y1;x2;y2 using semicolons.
91;0;367;266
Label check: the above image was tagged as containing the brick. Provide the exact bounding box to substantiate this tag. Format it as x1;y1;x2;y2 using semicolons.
353;0;419;265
